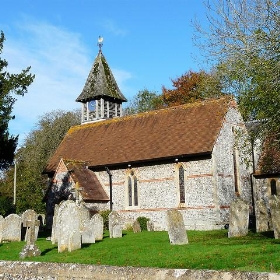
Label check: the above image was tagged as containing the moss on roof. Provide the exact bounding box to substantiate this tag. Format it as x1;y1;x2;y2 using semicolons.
76;51;127;102
44;97;235;173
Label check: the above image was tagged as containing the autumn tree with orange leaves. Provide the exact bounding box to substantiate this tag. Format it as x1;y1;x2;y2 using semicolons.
160;70;223;107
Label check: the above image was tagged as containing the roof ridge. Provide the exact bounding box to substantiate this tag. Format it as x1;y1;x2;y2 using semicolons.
68;96;233;134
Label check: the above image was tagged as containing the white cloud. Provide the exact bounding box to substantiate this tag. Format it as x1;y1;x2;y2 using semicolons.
101;19;128;37
3;19;133;145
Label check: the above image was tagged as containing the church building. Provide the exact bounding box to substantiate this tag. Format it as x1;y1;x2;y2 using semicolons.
44;39;253;230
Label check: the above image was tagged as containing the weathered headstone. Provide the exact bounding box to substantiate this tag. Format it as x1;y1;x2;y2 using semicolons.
133;220;141;233
82;219;95;244
147;220;154;232
255;200;269;232
51;204;59;244
228;198;249;238
166;209;188;245
269;195;280;239
112;224;122;238
22;209;39;242
56;200;90;252
0;215;4;242
69;230;82;252
57;201;81;252
2;214;22;242
109;211;122;238
19;210;41;259
91;213;103;241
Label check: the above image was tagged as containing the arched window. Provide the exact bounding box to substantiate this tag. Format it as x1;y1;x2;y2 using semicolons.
127;171;138;207
179;165;185;203
128;176;132;206
271;179;277;196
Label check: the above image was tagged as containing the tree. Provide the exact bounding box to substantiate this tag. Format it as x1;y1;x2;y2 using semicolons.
0;31;34;170
0;109;80;214
161;70;223;107
124;89;162;115
193;0;280;140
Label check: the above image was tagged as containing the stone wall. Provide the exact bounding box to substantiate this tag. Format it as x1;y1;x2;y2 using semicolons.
0;261;279;280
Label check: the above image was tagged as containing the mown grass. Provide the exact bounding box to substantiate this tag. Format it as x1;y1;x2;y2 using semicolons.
1;230;280;273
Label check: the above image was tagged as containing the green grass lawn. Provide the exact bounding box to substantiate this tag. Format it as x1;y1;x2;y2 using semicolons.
1;230;280;273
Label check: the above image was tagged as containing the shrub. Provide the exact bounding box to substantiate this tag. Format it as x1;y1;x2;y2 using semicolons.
99;210;111;230
136;216;150;231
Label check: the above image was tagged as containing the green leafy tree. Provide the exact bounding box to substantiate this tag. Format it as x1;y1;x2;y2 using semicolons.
0;31;34;170
124;89;162;115
194;0;280;140
0;109;80;214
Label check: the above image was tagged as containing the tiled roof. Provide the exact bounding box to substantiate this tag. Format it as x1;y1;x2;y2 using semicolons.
76;51;127;102
65;160;109;201
255;136;280;176
44;97;234;173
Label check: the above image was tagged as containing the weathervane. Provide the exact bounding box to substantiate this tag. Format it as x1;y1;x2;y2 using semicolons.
97;36;103;52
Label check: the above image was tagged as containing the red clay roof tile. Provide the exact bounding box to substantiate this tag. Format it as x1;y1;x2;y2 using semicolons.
44;97;234;173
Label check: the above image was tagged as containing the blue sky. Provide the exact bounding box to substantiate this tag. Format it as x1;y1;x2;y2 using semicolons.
1;0;208;145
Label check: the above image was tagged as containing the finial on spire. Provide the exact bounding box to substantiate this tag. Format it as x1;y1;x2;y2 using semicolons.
97;36;103;52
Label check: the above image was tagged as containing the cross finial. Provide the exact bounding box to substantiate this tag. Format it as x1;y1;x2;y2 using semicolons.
97;36;103;52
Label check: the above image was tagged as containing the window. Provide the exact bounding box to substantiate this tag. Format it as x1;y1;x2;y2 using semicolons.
179;165;185;203
127;171;138;207
271;179;277;195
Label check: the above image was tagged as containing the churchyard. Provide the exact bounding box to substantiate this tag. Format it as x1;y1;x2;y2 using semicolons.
0;228;280;273
0;199;280;274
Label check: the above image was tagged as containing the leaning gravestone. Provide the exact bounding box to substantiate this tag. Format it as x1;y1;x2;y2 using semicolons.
166;209;188;245
0;215;4;242
255;200;269;232
19;210;41;258
269;195;280;239
228;197;249;238
109;211;122;238
133;220;141;233
91;213;103;241
2;214;22;242
22;209;39;241
57;200;90;253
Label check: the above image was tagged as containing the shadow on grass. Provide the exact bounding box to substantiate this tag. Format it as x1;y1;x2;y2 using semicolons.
41;247;57;256
260;231;274;239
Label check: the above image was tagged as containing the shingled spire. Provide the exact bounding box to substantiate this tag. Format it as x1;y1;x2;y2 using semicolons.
76;37;127;123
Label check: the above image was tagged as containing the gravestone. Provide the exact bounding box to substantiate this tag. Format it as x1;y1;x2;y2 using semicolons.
19;210;41;259
91;213;103;241
166;209;188;245
82;219;95;244
2;214;22;242
56;200;90;252
0;215;4;242
112;224;122;238
228;198;249;238
69;230;82;252
147;220;154;232
0;215;5;243
133;220;141;233
269;195;280;239
57;201;82;253
255;200;269;232
22;209;39;241
51;204;59;244
109;211;122;238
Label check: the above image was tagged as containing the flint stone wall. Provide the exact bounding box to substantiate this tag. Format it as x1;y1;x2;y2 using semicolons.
0;261;279;280
94;108;251;231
